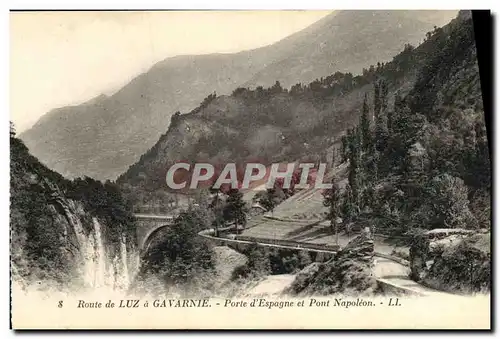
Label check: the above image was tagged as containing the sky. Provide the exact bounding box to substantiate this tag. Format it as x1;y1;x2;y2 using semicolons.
10;10;332;133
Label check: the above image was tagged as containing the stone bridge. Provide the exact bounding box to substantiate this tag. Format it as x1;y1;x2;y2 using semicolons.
134;213;175;254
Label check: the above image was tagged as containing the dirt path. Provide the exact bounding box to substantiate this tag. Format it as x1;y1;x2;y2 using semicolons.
242;275;296;297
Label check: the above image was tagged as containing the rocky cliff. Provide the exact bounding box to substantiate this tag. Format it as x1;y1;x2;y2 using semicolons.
286;232;377;296
410;229;490;293
10;134;138;292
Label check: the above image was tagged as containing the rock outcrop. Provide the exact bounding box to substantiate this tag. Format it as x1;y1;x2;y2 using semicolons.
285;231;377;296
10;136;138;292
410;229;490;293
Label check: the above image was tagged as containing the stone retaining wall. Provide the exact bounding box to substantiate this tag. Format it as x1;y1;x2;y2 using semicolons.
199;229;419;295
198;229;335;262
376;278;424;296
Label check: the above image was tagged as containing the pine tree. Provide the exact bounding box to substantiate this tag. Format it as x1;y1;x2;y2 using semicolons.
373;82;381;123
348;128;362;214
331;146;336;167
381;81;389;112
360;94;372;152
474;121;491;189
341;183;357;225
387;109;394;135
391;93;404;129
323;177;341;243
375;80;389;153
388;93;415;171
362;184;376;213
346;129;354;159
209;186;224;235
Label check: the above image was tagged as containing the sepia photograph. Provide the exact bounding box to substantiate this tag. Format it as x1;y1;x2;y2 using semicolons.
9;9;492;330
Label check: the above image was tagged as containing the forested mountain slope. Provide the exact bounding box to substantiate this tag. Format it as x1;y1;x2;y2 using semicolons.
322;11;491;294
117;12;468;197
19;11;456;181
331;9;490;233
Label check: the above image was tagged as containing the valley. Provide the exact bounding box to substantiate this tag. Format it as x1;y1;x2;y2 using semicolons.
10;10;490;309
19;10;457;181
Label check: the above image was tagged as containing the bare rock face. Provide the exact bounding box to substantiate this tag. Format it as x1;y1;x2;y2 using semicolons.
10;137;137;292
410;229;490;293
285;232;377;296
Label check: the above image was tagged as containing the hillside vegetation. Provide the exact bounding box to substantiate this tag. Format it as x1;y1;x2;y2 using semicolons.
328;11;490;235
10;124;137;289
318;11;491;293
118;12;469;205
20;11;456;181
133;11;491;295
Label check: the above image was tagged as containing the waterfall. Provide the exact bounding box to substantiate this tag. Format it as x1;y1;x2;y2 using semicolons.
55;199;137;291
120;236;130;286
111;234;133;290
60;201;100;287
91;218;107;288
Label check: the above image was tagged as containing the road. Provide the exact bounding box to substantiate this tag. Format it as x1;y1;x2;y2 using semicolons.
240;214;454;297
134;213;174;220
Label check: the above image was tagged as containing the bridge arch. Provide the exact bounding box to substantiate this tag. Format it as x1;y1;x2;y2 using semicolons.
141;225;172;255
134;214;175;253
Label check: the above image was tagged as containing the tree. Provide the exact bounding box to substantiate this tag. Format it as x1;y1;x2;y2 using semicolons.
374;82;381;123
143;208;215;287
387;93;399;134
331;145;336;167
209;186;224;235
340;135;348;163
170;111;181;126
472;120;491;189
375;81;389;153
259;186;285;214
246;244;271;276
361;184;376;213
366;150;380;182
271;81;283;94
10;121;16;138
388;95;427;172
193;188;210;208
259;190;275;212
347;126;364;213
209;185;221;207
274;169;305;198
322;177;341;244
232;243;271;279
425;174;477;229
381;81;389;113
223;188;247;229
341;183;357;238
360;94;372;152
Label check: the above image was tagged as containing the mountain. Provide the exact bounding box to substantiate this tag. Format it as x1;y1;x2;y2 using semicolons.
117;12;467;192
19;10;457;181
242;10;459;89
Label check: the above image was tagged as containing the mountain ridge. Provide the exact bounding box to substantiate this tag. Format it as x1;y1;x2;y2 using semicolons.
20;10;457;181
116;11;474;200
